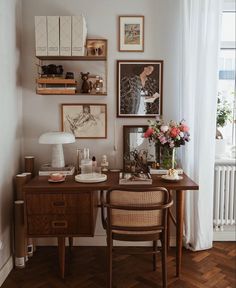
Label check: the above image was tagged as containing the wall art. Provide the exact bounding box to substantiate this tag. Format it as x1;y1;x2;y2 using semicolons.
61;103;107;138
117;60;163;117
119;16;144;52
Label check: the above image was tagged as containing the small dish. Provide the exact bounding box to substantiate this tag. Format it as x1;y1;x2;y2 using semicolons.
161;175;183;182
48;175;66;183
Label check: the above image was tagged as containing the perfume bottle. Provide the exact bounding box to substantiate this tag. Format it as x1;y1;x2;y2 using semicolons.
80;148;92;174
92;156;97;173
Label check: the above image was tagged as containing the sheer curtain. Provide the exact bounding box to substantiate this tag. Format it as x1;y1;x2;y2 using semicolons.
179;0;223;250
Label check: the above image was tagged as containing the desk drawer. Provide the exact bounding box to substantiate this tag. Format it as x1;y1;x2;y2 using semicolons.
26;193;91;215
27;214;91;236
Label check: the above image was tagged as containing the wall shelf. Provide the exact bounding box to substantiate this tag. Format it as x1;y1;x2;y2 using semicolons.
36;55;107;61
35;40;108;96
36;91;107;96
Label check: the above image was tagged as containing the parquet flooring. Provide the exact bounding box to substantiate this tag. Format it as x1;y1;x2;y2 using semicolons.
2;242;236;288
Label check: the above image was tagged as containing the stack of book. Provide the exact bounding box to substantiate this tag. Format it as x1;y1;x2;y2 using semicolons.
36;78;77;95
119;172;152;185
149;167;183;175
38;164;75;176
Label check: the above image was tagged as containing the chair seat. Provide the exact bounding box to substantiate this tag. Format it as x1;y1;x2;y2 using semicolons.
112;229;161;242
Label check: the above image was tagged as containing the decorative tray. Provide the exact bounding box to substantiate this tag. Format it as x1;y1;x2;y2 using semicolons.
75;173;107;183
161;175;183;182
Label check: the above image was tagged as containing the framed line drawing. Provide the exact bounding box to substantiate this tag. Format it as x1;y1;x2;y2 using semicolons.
61;104;107;139
117;60;163;117
119;15;144;52
123;125;160;172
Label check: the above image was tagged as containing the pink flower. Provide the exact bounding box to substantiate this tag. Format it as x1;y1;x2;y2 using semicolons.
144;127;154;138
180;124;189;132
170;127;180;138
160;125;169;133
159;136;167;144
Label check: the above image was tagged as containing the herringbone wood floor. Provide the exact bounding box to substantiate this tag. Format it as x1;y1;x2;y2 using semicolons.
2;242;236;288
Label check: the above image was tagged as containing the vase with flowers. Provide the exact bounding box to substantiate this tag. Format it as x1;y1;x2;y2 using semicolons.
144;118;190;171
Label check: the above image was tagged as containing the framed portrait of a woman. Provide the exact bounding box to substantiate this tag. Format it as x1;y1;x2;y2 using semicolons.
117;60;163;117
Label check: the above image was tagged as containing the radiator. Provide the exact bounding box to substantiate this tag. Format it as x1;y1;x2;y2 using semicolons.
214;164;236;231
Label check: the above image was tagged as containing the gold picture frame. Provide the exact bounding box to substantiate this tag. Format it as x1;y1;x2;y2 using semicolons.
119;15;144;52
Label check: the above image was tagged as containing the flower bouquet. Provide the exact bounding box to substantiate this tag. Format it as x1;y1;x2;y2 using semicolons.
144;118;190;173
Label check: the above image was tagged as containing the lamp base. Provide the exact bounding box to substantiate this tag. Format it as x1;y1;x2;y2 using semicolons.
51;144;65;168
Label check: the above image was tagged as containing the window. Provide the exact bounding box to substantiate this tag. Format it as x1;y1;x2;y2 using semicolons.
218;3;236;146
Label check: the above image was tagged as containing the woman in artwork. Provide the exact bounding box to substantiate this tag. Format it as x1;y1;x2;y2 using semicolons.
120;64;160;115
66;105;97;134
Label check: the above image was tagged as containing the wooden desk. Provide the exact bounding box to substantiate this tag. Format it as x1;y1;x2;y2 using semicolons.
24;172;198;278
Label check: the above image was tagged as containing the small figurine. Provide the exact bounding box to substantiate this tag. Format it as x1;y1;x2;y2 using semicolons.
101;155;109;172
81;72;92;93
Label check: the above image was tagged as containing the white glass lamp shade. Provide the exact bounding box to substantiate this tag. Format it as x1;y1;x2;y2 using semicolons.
39;132;75;168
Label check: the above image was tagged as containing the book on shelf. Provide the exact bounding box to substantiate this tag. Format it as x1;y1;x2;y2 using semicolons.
38;164;75;176
37;86;76;90
149;167;183;175
119;172;152;185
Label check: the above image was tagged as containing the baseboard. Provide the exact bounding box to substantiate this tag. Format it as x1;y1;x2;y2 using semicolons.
213;231;236;241
35;236;177;247
0;256;13;287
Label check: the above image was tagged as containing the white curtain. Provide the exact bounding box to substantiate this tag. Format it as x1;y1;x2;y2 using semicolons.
179;0;223;250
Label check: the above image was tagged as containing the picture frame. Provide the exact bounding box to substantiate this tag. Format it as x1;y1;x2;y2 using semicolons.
119;16;144;52
123;125;160;172
117;60;163;117
86;39;107;57
61;103;107;139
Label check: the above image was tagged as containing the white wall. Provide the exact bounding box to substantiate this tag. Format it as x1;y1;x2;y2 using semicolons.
0;0;23;282
21;0;180;168
21;0;180;245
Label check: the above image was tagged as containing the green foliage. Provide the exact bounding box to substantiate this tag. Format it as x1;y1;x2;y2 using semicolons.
216;96;232;128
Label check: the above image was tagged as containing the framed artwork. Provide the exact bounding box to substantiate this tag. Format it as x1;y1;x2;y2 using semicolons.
61;104;107;139
86;39;107;57
119;16;144;52
117;60;163;117
123;125;160;172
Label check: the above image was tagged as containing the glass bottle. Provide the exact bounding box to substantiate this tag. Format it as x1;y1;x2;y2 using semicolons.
80;148;92;174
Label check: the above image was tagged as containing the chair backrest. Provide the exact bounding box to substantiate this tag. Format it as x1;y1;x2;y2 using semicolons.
105;187;173;233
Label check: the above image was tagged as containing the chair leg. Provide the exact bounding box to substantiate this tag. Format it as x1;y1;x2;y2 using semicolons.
107;235;113;288
153;240;157;271
161;231;167;288
167;210;170;250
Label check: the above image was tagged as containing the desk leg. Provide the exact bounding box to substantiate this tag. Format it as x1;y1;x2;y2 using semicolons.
69;237;73;249
176;190;185;277
58;237;65;279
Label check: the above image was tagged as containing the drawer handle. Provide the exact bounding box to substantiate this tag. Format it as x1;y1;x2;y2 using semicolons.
51;221;68;228
52;201;65;207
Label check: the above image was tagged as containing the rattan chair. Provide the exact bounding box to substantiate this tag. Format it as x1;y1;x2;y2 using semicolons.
101;187;173;288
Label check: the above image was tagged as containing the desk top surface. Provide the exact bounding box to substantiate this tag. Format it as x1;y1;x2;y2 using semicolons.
24;172;199;192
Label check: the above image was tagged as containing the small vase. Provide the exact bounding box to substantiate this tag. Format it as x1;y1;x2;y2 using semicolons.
171;147;176;169
161;147;176;169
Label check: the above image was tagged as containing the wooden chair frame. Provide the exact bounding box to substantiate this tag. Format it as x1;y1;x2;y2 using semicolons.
101;187;173;288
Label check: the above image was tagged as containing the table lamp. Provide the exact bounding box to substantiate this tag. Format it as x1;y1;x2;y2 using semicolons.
39;132;75;168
